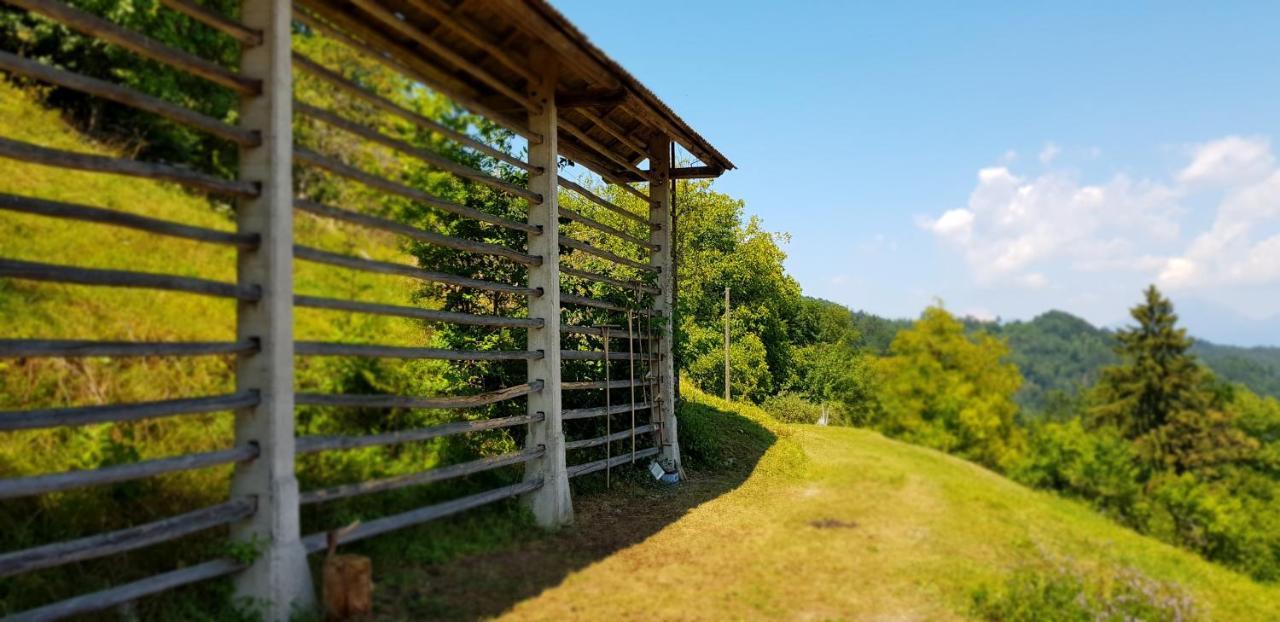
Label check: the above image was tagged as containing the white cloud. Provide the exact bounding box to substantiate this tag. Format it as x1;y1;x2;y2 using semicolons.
1039;142;1060;165
1159;168;1280;289
1177;136;1275;186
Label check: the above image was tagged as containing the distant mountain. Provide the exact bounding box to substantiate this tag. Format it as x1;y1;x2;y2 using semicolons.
850;308;1280;410
1173;298;1280;347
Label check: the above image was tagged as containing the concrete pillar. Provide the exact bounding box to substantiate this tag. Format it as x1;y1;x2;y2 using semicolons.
230;0;316;618
648;137;682;473
523;50;573;527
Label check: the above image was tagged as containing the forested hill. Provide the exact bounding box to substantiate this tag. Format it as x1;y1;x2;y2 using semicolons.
852;308;1280;408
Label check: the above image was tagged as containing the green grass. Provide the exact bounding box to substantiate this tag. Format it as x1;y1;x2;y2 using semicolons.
493;385;1280;621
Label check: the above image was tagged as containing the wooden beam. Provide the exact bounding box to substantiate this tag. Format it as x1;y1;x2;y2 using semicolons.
557;88;627;109
671;165;726;180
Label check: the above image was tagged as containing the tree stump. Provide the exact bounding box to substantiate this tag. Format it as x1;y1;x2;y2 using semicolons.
323;554;372;621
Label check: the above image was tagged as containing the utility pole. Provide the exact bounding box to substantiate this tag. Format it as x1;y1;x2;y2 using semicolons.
724;286;730;401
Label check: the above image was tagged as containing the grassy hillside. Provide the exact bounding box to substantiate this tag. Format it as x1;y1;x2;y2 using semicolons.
484;386;1280;621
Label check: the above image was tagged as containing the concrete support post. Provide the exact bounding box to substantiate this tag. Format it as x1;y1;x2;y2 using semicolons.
648;136;682;473
523;50;573;527
230;0;316;618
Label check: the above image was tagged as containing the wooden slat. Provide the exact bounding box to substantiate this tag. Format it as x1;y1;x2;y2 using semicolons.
346;0;533;110
562;378;657;391
0;392;257;431
157;0;262;45
577;108;646;159
0;193;257;247
0;339;257;358
0;258;260;300
294;199;539;266
0;498;255;578
301;447;541;504
562;324;658;340
557;175;648;226
302;479;542;554
295;341;542;361
293;147;536;234
560;293;629;313
400;0;538;84
294;295;541;328
0;445;258;499
568;446;659;478
565;424;656;450
561;350;656;362
560;121;645;178
296;380;541;411
292;244;537;295
297;412;541;454
561;265;658;295
560;236;654;272
295;101;540;203
0;51;259;146
4;0;260;95
563;402;653;421
0;138;258;198
291;50;536;172
559;207;655;250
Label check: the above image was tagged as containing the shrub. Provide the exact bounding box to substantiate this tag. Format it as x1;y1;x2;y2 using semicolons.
762;392;825;424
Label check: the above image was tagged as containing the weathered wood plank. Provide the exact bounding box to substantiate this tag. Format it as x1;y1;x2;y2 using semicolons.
567;446;659;478
0;138;259;197
0;392;258;431
294;295;541;328
556;176;648;226
559;207;655;250
0;498;255;578
292;244;537;295
561;265;658;295
157;0;262;45
0;258;260;300
561;350;657;362
293;147;536;234
6;559;244;622
560;236;655;272
0;339;257;358
301;479;543;554
296;413;542;455
562;378;656;391
0;193;257;247
560;293;629;313
3;0;260;95
294;199;538;266
301;448;541;504
295;341;542;361
565;424;656;450
0;445;258;499
0;51;259;146
563;402;654;421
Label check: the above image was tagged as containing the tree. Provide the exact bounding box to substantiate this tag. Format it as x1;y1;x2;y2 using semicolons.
875;305;1025;469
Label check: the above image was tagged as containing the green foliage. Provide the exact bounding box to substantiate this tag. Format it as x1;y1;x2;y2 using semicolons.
874;305;1026;470
1014;420;1146;524
995;311;1119;412
761;392;824;424
1191;341;1280;398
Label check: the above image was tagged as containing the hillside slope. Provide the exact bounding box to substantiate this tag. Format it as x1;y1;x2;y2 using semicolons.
486;389;1280;621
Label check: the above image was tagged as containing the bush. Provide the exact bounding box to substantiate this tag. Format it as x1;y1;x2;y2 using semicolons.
1013;420;1147;525
762;392;825;424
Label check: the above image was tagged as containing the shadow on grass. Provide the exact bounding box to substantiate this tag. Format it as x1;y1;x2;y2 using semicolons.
366;398;779;621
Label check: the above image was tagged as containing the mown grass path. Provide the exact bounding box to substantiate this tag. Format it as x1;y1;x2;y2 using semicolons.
380;405;1280;620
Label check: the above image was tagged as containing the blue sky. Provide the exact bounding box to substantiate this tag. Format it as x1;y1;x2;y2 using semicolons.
551;1;1280;344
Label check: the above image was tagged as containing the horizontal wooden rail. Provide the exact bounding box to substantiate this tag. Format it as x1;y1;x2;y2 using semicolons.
295;381;542;412
0;51;259;146
0;391;258;431
0;258;260;300
568;446;660;478
561;293;630;313
559;207;655;251
294;147;537;234
562;379;656;391
296;102;539;203
297;413;541;454
294;295;541;329
0;339;257;358
561;350;657;362
290;51;536;173
0;138;259;198
157;0;262;45
0;193;257;247
292;244;537;295
301;447;542;505
560;236;655;272
294;199;538;267
0;498;255;578
561;266;658;295
5;0;259;94
562;324;659;339
565;424;657;450
0;444;258;499
557;176;648;226
295;341;542;361
4;558;245;622
302;479;542;554
559;122;645;178
563;402;654;421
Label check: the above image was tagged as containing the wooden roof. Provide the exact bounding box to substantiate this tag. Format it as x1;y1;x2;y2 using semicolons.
299;0;734;184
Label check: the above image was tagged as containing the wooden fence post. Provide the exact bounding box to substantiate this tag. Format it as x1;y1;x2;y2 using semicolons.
523;49;573;527
230;0;315;617
648;137;682;473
